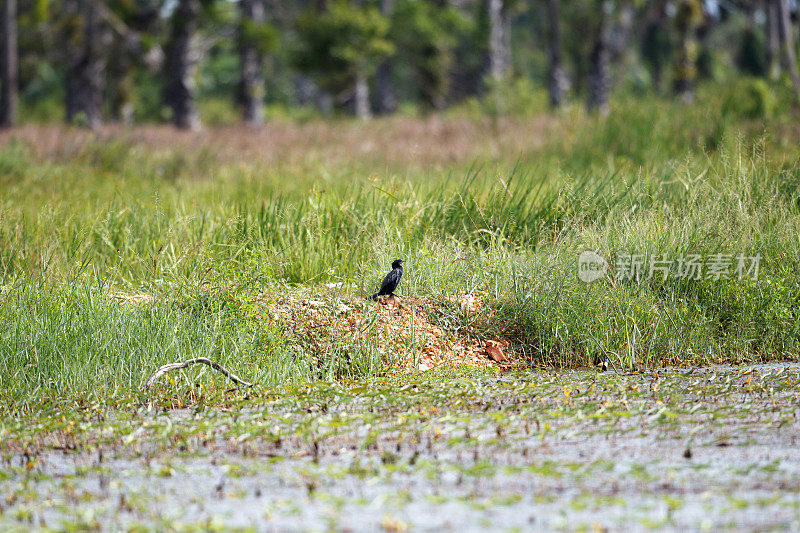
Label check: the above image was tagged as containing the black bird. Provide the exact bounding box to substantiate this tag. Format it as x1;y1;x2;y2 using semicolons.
371;259;405;300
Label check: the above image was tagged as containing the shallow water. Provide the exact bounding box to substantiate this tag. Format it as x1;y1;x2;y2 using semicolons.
2;364;799;531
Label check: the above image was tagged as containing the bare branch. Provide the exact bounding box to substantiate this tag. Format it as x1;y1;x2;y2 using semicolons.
146;357;254;389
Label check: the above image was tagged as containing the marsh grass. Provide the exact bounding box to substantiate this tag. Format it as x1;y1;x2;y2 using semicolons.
2;93;800;406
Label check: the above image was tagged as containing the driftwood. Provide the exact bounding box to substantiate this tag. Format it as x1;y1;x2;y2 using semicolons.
145;357;254;389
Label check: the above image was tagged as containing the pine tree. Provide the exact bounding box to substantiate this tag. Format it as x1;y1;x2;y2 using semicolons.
389;0;465;110
294;0;393;118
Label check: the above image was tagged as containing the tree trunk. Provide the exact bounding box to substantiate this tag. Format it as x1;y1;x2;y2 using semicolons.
293;74;333;113
672;0;701;103
107;36;134;124
64;0;80;124
587;1;610;115
546;0;568;108
417;44;447;110
609;3;635;59
766;0;780;80
0;0;17;127
641;1;670;92
65;0;106;130
374;0;396;114
354;69;370;119
777;0;800;101
487;0;510;83
374;60;396;114
238;0;265;126
163;0;201;130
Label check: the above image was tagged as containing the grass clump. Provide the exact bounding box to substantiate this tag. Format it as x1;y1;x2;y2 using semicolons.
0;282;308;408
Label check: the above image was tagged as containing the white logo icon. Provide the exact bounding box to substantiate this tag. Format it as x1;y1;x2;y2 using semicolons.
578;251;608;283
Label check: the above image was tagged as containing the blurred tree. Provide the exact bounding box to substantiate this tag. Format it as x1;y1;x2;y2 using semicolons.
163;0;202;129
738;24;767;77
608;0;634;59
775;0;800;100
237;0;276;125
57;0;159;128
294;0;393;118
448;0;487;103
672;0;703;102
764;0;780;80
14;0;58;120
63;0;110;129
104;0;163;123
373;0;395;114
587;0;611;114
562;0;593;97
546;0;569;108
3;0;797;124
390;0;465;110
641;0;671;92
487;0;510;83
1;0;17;126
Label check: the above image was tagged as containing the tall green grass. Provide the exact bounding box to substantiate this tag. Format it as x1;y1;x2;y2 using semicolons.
2;94;800;406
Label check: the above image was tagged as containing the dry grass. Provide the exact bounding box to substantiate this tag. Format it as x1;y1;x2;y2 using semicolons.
108;292;155;306
0;115;557;170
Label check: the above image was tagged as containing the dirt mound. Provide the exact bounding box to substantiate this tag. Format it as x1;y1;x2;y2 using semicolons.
267;293;518;371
